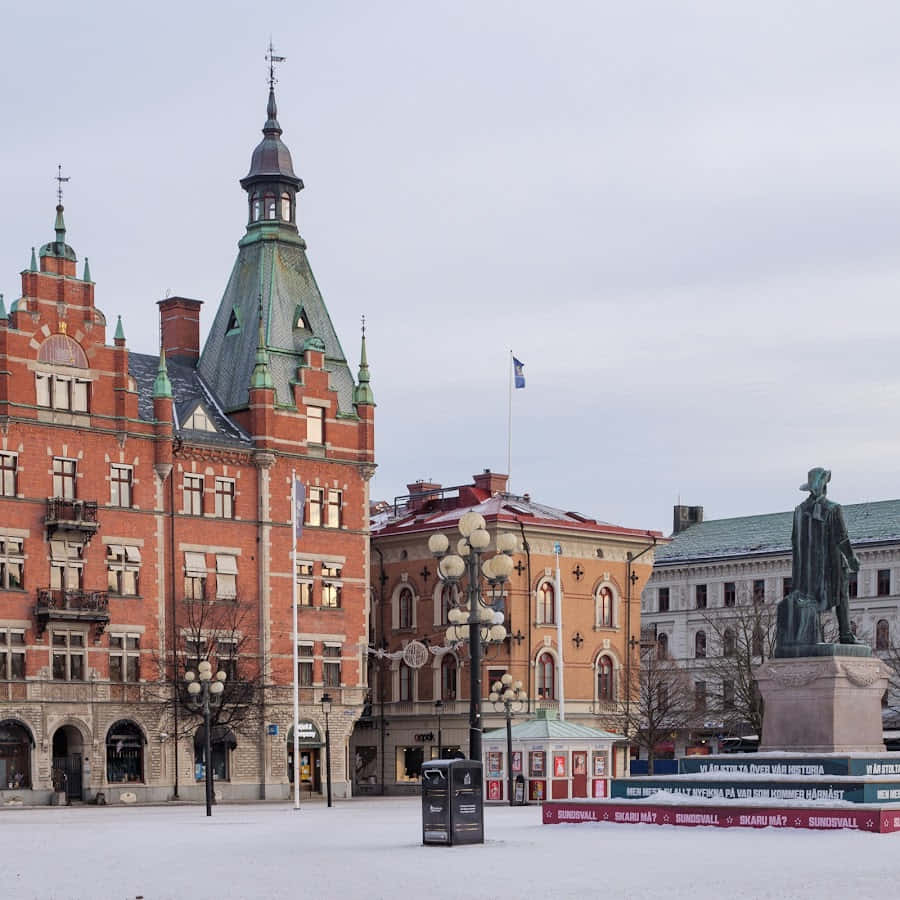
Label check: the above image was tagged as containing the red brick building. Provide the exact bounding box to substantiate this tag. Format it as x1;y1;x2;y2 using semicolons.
0;82;374;804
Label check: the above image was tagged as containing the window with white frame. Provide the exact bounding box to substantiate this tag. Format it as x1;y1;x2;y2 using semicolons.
109;633;140;682
0;628;26;679
109;465;133;507
183;407;217;432
50;540;84;592
36;373;90;412
297;642;314;686
185;637;207;672
184;552;207;600
216;638;237;680
183;475;204;515
0;453;17;497
399;661;413;701
440;583;457;625
307;487;323;526
537;582;555;625
398;586;414;630
323;643;341;687
52;630;85;681
214;478;235;518
441;654;457;700
215;554;238;600
536;651;555;699
321;564;342;608
296;561;314;606
0;536;25;590
306;406;324;444
106;544;141;596
326;490;342;528
52;458;76;499
597;656;614;701
596;585;614;628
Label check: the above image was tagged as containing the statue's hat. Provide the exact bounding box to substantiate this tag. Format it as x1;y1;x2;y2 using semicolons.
800;467;831;491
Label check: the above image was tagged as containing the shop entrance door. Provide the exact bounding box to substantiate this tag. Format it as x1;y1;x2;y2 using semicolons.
52;726;84;801
572;751;588;798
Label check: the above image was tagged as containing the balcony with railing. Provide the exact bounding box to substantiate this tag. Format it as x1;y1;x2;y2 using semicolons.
44;498;100;539
35;588;109;639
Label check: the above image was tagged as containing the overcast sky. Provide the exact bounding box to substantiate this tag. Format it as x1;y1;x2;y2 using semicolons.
3;1;900;534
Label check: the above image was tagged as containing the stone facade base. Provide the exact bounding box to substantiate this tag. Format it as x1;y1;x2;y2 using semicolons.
757;656;891;753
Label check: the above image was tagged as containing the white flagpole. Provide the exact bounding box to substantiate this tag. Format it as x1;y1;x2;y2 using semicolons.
292;470;301;810
554;543;565;721
507;351;513;489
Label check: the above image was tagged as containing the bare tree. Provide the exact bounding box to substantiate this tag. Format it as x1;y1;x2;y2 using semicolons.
623;642;701;775
700;599;776;737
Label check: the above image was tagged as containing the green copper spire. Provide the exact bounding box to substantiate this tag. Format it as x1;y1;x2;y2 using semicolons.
114;315;125;341
0;294;6;320
83;256;92;283
353;315;375;406
152;347;173;399
30;247;37;272
54;204;66;246
250;296;275;390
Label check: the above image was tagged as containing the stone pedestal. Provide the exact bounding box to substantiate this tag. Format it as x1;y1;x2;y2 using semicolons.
756;656;891;753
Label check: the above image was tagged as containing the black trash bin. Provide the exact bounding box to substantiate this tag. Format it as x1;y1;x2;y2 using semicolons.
421;759;484;846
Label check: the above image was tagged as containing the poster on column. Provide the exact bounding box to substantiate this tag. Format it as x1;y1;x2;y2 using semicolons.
512;751;522;774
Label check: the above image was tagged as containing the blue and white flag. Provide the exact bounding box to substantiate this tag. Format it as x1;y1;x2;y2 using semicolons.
294;478;306;539
512;356;526;389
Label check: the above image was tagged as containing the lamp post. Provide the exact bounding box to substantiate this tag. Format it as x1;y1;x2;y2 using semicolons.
490;674;526;806
434;699;443;760
320;692;333;808
185;660;227;817
428;513;517;762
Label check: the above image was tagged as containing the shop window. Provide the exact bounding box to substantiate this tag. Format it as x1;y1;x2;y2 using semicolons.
183;475;204;515
597;656;614;701
0;630;26;680
109;465;133;508
0;453;17;497
214;478;235;518
106;545;141;596
0;537;25;590
658;587;669;613
396;746;424;783
876;619;891;651
321;564;342;608
538;582;555;625
50;540;83;592
297;643;313;686
307;487;324;526
596;585;613;627
694;630;707;659
722;628;736;657
398;587;413;630
695;584;707;610
878;570;891;597
184;552;207;600
0;721;32;789
194;727;234;782
296;561;314;606
52;630;85;681
106;720;144;784
215;554;238;600
399;662;413;701
323;644;341;687
109;634;140;682
441;655;457;700
326;490;342;528
536;652;555;700
723;582;736;608
52;458;76;499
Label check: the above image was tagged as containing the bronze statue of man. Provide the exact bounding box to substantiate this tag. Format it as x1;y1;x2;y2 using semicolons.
791;467;859;644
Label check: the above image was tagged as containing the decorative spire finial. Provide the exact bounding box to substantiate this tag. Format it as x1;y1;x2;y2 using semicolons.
55;164;70;206
153;339;173;399
266;38;285;92
354;313;374;406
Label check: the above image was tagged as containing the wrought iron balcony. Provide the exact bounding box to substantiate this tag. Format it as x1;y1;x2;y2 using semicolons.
45;498;100;538
35;588;110;639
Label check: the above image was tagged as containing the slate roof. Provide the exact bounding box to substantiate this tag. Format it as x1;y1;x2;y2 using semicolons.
129;352;251;448
483;715;623;742
197;239;355;415
656;498;900;566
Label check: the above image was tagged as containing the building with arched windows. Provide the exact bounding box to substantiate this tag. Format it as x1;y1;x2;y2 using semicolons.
0;77;374;805
354;471;663;794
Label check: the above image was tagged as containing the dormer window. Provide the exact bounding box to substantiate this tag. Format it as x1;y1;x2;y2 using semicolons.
183;407;217;432
281;192;292;221
226;307;241;334
293;306;307;330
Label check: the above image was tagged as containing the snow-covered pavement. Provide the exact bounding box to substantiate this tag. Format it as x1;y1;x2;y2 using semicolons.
2;797;897;899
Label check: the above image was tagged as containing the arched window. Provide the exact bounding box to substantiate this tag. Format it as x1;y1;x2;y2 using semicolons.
538;582;555;625
265;193;277;220
536;652;555;700
657;632;669;659
440;583;457;626
597;586;613;628
441;655;457;700
597;656;614;701
399;662;413;701
398;587;413;630
0;720;32;788
723;628;736;657
752;625;764;657
106;720;144;784
281;192;292;221
251;193;261;222
876;619;891;651
695;630;706;659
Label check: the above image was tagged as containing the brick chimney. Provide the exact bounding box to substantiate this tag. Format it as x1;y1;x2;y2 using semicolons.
472;469;508;495
158;296;203;365
673;504;704;535
406;480;442;513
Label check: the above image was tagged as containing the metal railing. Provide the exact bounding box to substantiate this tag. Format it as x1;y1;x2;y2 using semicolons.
45;498;99;526
36;588;109;613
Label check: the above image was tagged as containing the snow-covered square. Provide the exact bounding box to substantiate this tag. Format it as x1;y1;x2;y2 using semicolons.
2;797;898;900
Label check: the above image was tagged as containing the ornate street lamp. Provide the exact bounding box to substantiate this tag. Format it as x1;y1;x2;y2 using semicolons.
490;674;527;806
320;692;333;808
428;512;517;762
185;660;227;817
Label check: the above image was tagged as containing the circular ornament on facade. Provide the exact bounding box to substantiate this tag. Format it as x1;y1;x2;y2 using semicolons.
403;641;429;669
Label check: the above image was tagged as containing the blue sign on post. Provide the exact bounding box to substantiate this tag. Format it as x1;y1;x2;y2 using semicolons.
267;724;279;736
553;542;562;555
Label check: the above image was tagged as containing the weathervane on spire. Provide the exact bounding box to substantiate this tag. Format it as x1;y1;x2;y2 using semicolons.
361;314;366;338
55;165;70;206
266;39;286;91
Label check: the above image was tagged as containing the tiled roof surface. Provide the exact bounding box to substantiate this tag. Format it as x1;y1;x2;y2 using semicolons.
197;240;355;414
656;498;900;565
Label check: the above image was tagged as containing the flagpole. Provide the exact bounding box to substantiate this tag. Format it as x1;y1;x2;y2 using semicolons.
507;351;513;489
554;542;565;721
291;470;301;810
